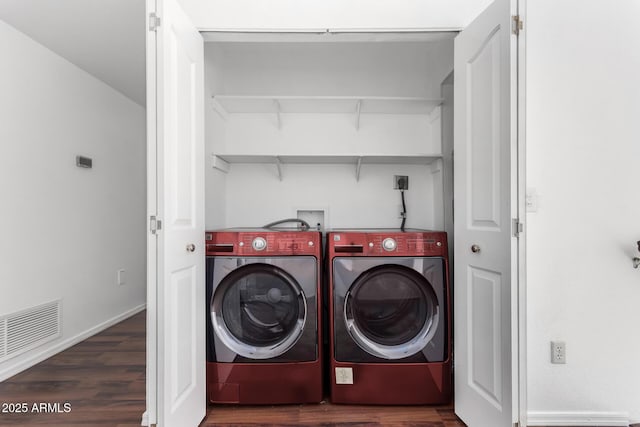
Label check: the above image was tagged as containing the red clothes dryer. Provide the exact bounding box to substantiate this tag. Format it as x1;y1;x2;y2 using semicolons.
328;229;451;405
205;229;323;404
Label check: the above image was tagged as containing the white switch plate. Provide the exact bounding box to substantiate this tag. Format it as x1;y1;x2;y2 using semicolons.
117;269;125;286
526;187;539;212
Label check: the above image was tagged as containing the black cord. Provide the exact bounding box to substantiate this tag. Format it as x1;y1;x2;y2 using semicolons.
400;190;407;232
263;218;311;230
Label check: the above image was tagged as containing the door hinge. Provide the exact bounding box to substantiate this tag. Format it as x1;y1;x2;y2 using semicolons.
149;13;161;31
512;15;523;35
512;218;524;237
150;216;162;234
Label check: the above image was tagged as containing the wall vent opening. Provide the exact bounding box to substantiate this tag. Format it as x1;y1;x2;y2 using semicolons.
0;300;61;362
0;320;6;358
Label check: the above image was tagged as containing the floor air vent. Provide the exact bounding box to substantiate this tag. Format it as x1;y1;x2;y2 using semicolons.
0;300;61;362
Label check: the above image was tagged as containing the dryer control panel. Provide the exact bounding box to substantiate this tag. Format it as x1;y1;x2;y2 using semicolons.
328;230;447;257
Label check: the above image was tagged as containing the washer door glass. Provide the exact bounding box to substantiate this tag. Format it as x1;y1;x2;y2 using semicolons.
344;264;439;360
212;263;307;359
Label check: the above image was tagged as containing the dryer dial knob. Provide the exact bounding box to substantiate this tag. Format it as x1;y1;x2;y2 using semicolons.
252;237;267;251
382;238;397;252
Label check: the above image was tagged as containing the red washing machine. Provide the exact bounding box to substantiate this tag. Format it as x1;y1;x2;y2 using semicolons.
328;229;451;405
205;229;323;404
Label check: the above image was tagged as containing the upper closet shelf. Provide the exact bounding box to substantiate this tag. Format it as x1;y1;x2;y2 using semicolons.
211;95;443;129
212;154;441;182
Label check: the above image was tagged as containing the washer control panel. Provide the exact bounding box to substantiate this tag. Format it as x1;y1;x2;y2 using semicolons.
206;230;320;255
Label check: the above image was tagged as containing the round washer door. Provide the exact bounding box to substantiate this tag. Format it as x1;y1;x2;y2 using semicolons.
344;264;439;360
211;263;307;359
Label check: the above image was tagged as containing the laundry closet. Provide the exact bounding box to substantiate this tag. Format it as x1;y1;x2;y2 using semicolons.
202;33;454;236
147;0;518;425
201;30;456;407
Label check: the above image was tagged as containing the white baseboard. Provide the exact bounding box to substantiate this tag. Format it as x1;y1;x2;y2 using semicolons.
141;410;149;426
0;303;146;382
528;411;629;426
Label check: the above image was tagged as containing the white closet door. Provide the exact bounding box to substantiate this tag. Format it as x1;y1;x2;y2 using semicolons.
453;0;519;425
147;0;205;425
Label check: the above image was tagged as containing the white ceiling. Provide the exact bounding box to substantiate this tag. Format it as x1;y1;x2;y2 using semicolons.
0;0;146;106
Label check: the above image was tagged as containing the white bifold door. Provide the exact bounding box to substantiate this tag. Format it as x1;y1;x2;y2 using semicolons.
453;0;520;426
146;0;206;425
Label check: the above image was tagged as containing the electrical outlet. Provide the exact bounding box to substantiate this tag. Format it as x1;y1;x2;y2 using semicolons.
394;175;409;190
550;341;566;364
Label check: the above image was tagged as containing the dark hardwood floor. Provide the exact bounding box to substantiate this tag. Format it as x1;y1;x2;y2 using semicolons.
1;311;626;427
0;311;146;427
0;310;466;426
204;403;466;426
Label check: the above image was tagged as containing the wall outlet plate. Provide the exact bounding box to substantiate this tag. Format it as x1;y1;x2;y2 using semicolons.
551;341;566;364
394;175;409;190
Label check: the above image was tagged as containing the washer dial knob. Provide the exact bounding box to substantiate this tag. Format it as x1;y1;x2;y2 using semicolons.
252;237;267;251
382;238;397;252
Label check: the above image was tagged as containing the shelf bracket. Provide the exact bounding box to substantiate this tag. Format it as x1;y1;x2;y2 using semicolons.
355;157;363;182
275;156;283;181
210;96;228;121
355;99;362;130
273;99;282;129
211;155;230;173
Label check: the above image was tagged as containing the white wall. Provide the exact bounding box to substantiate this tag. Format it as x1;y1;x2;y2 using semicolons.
222;163;436;230
0;20;146;380
179;0;492;31
220;114;437;156
525;1;640;424
205;109;441;230
205;40;454;99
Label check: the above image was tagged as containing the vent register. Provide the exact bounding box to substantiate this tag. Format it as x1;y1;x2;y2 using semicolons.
0;300;61;361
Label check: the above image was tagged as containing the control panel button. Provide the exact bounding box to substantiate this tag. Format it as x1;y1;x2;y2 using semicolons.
252;237;267;251
382;238;397;252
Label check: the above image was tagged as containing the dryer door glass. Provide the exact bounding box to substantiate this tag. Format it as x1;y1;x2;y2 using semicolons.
344;264;439;360
212;263;307;359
